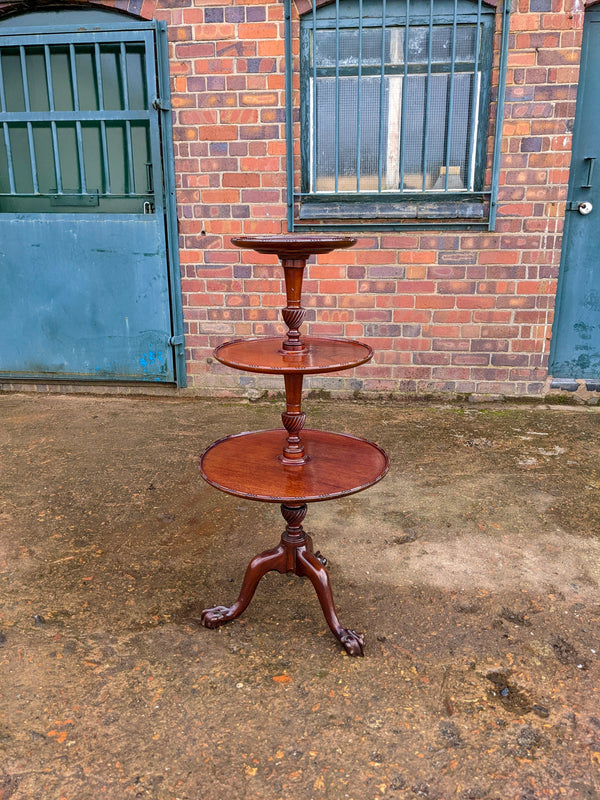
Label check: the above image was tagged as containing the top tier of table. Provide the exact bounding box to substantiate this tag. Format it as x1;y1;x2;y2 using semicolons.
230;234;357;260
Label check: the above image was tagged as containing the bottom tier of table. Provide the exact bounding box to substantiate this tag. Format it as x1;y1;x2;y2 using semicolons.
199;428;389;503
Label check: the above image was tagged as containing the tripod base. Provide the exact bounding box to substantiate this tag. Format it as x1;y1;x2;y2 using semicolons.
200;503;364;657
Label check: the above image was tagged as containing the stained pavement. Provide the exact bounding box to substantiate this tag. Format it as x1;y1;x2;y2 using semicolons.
0;393;599;799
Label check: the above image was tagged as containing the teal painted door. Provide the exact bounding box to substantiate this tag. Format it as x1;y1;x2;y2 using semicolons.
0;14;184;384
550;7;600;382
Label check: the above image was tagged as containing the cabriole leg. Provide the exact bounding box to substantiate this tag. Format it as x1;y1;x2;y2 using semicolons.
296;547;364;657
200;544;287;629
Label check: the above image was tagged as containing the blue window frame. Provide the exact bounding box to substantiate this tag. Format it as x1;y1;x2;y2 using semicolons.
285;0;511;230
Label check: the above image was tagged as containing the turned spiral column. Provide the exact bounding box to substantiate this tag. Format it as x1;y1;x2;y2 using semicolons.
279;373;309;465
281;503;308;542
280;257;308;353
278;256;310;464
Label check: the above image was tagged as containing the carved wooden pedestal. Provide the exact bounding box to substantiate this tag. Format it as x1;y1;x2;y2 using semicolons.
199;235;389;656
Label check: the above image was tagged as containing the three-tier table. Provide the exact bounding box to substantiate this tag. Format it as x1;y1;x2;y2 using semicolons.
199;235;389;656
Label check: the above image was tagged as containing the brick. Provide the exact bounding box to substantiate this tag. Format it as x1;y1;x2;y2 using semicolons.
452;354;490;367
515;32;560;49
239;124;281;140
432;339;470;353
398;251;436;264
414;295;455;309
431;367;471;382
432;310;471;323
457;296;496;310
319;280;358;294
356;309;392;323
537;48;580;66
393;310;430;323
414;352;451;366
480;325;519;339
222;173;261;188
367;266;405;279
521;137;543;152
240;93;279;107
491;354;530;367
187;23;236;42
438;252;478;266
381;235;419;249
478;250;521;266
358;281;396;293
395;280;435;294
436;281;476;294
428;266;466;280
238;22;279;39
471;340;509;353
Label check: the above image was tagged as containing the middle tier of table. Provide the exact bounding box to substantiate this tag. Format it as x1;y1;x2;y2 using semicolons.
214;336;373;374
200;428;390;503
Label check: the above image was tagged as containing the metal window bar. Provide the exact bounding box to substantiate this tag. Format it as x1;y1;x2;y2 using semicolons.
44;45;63;194
466;0;482;192
377;0;387;192
489;0;511;230
398;0;410;191
94;43;111;194
421;0;434;192
356;0;363;192
68;44;87;194
119;43;135;195
19;46;39;194
0;50;16;194
311;0;317;194
443;0;459;192
334;0;340;193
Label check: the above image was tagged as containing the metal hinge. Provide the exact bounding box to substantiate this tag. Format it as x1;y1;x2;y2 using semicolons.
169;334;184;347
152;97;171;111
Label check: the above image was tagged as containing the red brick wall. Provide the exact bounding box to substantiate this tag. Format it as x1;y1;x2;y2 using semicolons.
163;0;582;398
0;0;585;398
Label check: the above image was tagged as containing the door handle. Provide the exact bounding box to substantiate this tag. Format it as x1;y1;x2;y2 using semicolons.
582;156;596;189
578;201;593;215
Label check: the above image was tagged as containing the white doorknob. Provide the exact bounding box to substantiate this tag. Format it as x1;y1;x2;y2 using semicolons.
578;201;593;215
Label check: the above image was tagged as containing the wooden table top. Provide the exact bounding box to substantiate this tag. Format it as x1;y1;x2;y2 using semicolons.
200;428;389;503
231;234;357;259
214;337;373;374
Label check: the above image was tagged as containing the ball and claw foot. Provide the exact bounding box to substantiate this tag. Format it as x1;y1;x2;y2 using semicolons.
200;606;231;629
339;628;365;657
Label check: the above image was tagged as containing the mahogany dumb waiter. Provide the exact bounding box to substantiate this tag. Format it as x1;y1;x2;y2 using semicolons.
199;235;389;656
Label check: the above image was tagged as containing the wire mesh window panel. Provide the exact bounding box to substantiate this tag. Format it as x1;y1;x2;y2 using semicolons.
0;39;153;213
298;0;498;222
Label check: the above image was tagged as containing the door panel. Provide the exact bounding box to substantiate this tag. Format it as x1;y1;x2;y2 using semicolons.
0;19;181;383
550;8;600;379
0;217;173;380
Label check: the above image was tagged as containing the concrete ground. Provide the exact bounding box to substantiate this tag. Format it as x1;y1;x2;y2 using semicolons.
0;392;599;800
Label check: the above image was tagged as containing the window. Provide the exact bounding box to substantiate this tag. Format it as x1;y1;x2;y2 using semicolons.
285;0;509;230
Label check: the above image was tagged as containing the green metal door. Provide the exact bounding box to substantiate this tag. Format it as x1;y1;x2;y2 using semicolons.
0;10;185;385
549;6;600;386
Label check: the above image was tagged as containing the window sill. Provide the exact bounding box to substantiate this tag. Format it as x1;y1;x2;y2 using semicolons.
298;194;487;222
